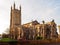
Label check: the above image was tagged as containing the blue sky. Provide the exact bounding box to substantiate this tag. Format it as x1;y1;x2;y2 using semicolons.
21;0;60;24
0;0;60;34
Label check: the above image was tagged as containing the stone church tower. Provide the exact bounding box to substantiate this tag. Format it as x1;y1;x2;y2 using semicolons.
10;3;21;39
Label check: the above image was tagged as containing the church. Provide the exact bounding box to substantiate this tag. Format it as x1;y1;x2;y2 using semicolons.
9;3;58;40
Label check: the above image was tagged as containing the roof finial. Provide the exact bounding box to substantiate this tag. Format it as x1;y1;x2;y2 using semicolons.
52;19;54;22
42;20;45;24
20;5;21;10
11;6;12;11
14;2;15;9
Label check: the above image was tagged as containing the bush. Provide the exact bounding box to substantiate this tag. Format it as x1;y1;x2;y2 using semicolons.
36;36;43;40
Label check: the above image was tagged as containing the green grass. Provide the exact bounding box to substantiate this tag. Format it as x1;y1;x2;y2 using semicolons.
0;38;17;42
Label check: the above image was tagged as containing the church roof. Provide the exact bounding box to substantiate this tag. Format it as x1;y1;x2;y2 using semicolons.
22;20;40;28
23;20;39;25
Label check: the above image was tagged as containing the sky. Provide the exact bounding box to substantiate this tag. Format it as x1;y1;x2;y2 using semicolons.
0;0;60;34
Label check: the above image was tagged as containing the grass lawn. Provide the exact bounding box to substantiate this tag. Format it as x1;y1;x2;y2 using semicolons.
0;38;17;42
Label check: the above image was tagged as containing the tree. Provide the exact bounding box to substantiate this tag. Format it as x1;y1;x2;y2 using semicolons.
4;28;10;34
2;33;9;38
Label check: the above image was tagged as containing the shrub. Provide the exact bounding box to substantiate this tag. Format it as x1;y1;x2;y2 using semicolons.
36;36;43;40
